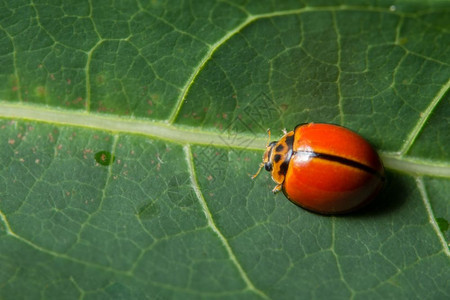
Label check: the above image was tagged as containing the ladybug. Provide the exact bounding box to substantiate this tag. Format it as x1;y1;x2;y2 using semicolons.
253;123;385;214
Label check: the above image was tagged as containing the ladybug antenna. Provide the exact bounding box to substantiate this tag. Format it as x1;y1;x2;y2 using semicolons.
251;129;272;179
266;128;271;144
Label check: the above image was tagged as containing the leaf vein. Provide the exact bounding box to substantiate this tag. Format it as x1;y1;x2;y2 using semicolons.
415;177;450;256
184;144;270;300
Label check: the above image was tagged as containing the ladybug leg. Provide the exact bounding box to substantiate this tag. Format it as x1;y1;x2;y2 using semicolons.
272;184;282;193
251;129;273;179
251;163;264;179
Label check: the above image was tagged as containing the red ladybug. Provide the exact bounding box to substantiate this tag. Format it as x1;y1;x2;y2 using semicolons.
253;123;385;214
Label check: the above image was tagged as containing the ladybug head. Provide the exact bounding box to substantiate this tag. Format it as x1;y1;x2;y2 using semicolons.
252;136;278;180
263;141;278;172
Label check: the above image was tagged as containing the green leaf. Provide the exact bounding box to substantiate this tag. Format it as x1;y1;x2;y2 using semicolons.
0;1;449;299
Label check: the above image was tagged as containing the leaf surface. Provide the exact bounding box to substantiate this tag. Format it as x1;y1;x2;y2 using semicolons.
0;1;449;299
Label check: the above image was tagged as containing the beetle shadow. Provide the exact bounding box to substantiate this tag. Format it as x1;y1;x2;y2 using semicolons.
348;171;408;218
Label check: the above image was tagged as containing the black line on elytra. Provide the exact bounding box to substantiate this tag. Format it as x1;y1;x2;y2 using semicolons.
295;151;384;180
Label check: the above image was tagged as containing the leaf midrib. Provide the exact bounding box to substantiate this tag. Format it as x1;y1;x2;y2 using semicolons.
1;101;449;178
